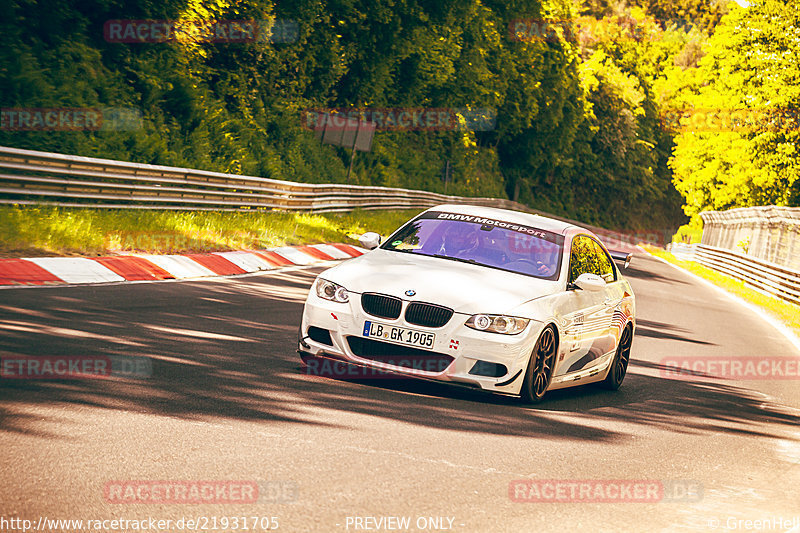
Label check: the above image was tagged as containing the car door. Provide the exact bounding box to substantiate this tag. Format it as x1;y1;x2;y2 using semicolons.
587;237;624;357
556;235;616;377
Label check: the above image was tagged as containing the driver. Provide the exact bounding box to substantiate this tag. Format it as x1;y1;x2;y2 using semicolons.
529;243;557;276
505;236;556;276
533;255;555;276
437;223;480;258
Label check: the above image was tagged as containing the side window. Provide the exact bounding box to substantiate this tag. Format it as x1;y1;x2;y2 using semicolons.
590;239;616;283
568;235;615;284
568;236;598;284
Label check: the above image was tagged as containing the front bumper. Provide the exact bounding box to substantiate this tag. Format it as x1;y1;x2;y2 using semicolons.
299;290;543;396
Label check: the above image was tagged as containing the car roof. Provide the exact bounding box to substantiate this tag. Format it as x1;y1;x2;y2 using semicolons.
425;204;583;236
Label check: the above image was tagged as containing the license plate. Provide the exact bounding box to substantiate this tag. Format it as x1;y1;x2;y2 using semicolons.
362;321;435;350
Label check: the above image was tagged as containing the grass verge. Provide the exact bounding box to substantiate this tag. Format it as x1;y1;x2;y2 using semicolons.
644;245;800;340
0;206;423;257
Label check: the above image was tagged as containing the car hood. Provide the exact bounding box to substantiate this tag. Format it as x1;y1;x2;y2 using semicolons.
320;249;560;314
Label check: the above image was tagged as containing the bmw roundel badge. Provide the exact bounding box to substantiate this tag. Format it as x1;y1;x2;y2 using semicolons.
405;289;416;297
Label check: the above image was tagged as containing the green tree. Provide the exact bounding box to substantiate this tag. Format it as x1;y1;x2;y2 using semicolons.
670;0;800;217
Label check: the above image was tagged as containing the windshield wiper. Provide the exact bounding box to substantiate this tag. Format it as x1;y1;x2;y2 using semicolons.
432;254;479;265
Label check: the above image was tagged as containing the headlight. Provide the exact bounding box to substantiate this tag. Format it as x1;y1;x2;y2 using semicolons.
315;278;349;303
465;314;529;335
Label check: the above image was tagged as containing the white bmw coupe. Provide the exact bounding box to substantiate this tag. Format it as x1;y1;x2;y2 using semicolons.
298;205;635;403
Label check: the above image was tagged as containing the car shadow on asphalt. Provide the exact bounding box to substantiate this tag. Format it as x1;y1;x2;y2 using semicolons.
622;254;691;285
634;318;717;346
0;267;798;444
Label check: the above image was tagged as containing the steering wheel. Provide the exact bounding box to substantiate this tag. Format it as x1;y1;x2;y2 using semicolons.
509;258;552;276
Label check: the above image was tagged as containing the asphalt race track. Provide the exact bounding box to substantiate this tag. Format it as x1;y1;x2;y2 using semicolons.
1;255;799;532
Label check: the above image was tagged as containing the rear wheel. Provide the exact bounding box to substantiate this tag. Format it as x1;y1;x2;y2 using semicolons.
520;326;557;404
600;325;632;390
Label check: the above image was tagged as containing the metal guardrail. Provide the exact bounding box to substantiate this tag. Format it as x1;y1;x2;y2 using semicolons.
0;145;526;213
700;206;800;271
666;242;696;262
668;243;800;306
0;145;651;251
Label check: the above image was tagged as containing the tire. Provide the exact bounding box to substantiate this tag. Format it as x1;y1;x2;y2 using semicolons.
600;324;632;390
520;325;557;404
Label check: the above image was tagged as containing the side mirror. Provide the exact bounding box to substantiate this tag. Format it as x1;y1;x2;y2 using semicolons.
608;250;633;269
572;272;606;292
358;232;382;250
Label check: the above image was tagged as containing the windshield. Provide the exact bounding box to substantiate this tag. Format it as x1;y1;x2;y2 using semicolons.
380;211;564;280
